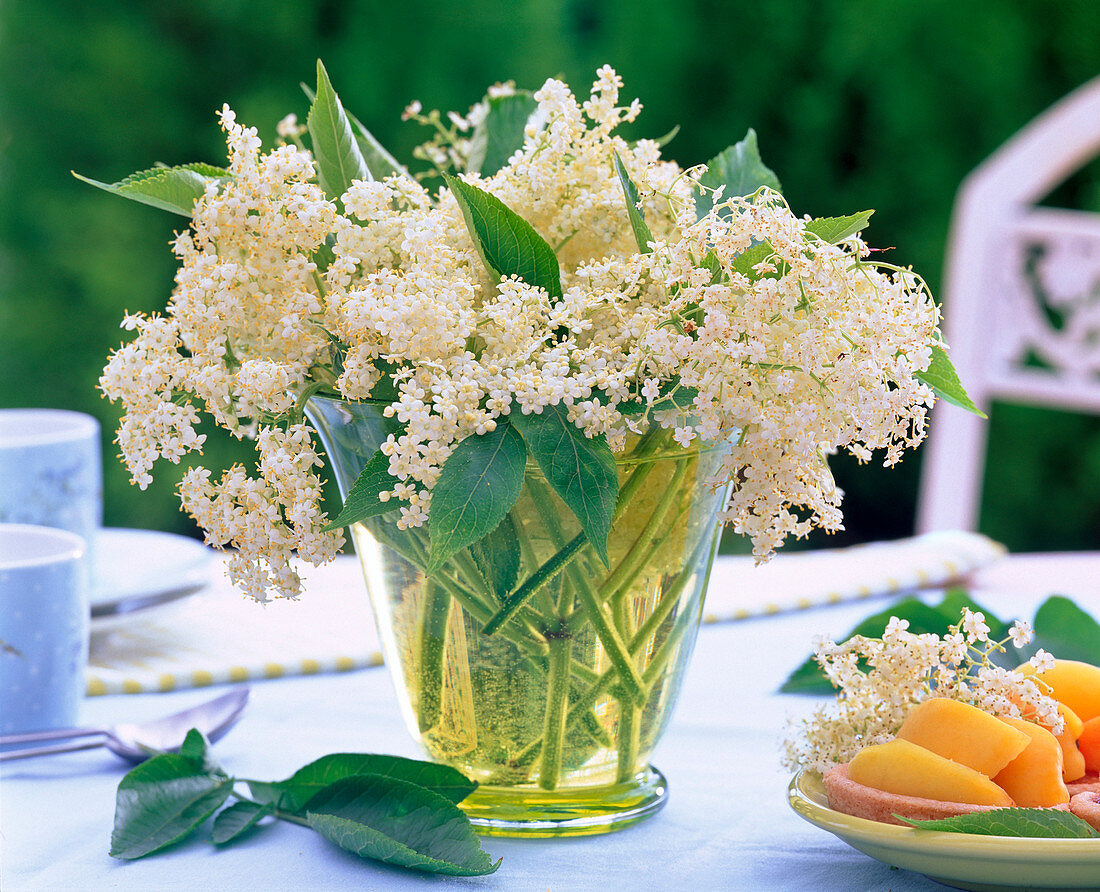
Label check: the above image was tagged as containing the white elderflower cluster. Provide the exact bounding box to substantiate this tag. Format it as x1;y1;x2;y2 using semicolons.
102;67;947;600
783;611;1064;774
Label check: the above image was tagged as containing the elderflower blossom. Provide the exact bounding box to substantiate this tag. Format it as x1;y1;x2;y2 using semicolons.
101;67;944;600
783;611;1065;774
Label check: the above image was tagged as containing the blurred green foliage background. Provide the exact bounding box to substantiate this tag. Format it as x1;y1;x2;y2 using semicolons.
2;0;1099;552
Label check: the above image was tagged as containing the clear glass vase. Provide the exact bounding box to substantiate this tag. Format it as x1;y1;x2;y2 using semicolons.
307;396;729;837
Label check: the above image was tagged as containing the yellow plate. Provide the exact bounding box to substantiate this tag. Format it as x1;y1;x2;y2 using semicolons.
788;771;1100;891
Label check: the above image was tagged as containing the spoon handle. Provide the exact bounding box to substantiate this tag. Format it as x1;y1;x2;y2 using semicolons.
0;738;107;761
0;727;106;746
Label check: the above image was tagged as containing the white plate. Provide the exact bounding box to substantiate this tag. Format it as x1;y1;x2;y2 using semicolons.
91;528;214;619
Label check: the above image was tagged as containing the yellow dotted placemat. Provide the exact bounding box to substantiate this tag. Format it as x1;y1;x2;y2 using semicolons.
87;530;1004;695
87;556;380;696
700;530;1006;622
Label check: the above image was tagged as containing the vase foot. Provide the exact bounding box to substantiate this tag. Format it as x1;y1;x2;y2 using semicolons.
461;765;668;838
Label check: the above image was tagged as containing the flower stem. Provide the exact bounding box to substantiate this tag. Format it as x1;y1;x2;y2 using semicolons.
537;634;573;790
614;684;641;783
415;580;451;734
481;533;587;635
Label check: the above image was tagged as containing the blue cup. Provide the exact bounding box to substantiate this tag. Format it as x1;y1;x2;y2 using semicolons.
0;525;89;733
0;409;102;583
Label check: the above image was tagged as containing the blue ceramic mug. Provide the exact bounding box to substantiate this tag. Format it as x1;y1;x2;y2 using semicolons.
0;409;102;582
0;525;89;733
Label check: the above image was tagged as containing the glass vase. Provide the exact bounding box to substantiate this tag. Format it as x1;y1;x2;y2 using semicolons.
307;396;729;837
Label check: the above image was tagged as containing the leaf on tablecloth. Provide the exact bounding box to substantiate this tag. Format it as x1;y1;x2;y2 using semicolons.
306;775;500;876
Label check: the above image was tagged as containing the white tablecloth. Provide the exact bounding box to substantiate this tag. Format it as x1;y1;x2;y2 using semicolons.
4;553;1099;891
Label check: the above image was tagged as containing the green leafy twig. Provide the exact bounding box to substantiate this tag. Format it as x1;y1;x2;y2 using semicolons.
110;730;499;876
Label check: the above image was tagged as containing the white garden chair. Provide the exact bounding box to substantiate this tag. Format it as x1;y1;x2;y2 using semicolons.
916;76;1100;534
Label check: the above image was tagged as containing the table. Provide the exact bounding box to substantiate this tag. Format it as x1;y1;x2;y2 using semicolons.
4;553;1098;891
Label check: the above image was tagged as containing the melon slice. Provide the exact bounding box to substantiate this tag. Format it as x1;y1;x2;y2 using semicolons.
994;717;1070;807
1019;659;1100;722
847;738;1014;806
896;698;1031;777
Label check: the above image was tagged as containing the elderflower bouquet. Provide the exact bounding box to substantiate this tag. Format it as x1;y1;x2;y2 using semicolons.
84;62;968;602
783;609;1064;775
82;63;977;823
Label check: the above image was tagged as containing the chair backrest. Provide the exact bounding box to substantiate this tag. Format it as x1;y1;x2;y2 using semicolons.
916;77;1100;533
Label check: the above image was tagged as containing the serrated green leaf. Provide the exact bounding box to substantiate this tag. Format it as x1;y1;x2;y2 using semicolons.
915;344;985;417
301;82;407;181
444;174;562;298
510;404;618;566
73;165;222;217
779;592;1008;694
211;800;272;845
613;150;653;254
248;753;478;814
731;241;777;280
902;808;1100;838
306;775;500;876
1032;595;1100;663
321;448;402;531
307;60;369;203
466;91;538;176
109;750;232;859
617;382;699;416
804;210;875;244
176;162;229;178
471;514;521;599
696;129;781;220
427;422;527;572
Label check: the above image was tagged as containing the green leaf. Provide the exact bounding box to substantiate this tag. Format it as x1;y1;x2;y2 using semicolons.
427;422;527;572
915;344;985;417
471;514;522;599
248;753;478;814
444;174;562;298
109;749;233;859
901;808;1100;839
617;382;699;416
1032;595;1100;663
804;210;875;244
307;60;369;203
731;241;777;279
306;775;500;876
466;91;538;176
696;129;781;220
176;727;223;775
321;449;402;531
779;591;1008;694
73;165;224;217
211;800;272;845
613;150;653;253
510;404;618;566
302;82;407;181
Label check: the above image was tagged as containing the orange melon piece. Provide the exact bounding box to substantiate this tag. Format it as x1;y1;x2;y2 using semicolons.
896;698;1031;777
1080;716;1100;773
1019;659;1100;722
994;717;1070;807
1054;704;1087;783
848;739;1014;806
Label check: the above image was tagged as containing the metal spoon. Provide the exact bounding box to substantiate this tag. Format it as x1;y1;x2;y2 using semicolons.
0;686;250;763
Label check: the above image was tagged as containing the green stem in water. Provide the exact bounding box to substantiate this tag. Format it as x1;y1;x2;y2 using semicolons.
573;584;646;707
537;634;573;791
482;533;587;635
511;521;719;769
613;685;641;784
416;581;451;735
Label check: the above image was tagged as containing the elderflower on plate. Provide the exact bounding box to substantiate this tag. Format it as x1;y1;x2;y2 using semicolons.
783;610;1065;774
87;64;975;600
